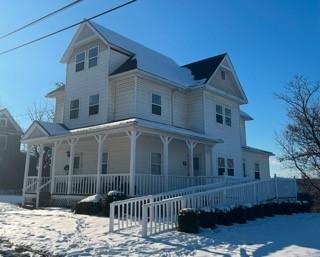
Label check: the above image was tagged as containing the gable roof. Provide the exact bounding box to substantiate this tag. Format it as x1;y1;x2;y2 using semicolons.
182;53;227;82
62;21;199;87
46;85;65;98
22;121;68;141
0;108;23;134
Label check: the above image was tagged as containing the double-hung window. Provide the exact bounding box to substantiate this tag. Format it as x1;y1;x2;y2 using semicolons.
216;105;223;124
225;108;232;126
221;70;226;80
218;157;225;176
75;52;85;72
152;94;161;116
70;99;79;119
73;155;80;174
89;94;99;115
151;153;161;175
88;47;98;68
102;152;108;174
255;163;260;179
227;158;234;176
0;118;7;127
0;135;7;150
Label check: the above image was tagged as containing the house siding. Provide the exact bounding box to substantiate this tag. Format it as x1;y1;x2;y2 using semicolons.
242;150;270;180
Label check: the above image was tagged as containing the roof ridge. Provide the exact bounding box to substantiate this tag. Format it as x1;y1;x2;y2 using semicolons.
182;53;227;67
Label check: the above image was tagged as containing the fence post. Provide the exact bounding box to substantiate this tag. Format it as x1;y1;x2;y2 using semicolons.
274;174;279;202
253;182;257;204
142;205;148;237
109;203;115;232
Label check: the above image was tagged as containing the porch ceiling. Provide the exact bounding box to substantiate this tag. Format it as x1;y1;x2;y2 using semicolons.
22;118;223;145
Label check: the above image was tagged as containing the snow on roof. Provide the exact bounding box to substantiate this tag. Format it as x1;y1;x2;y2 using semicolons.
88;21;198;87
27;118;222;144
240;110;253;121
37;121;68;136
46;85;65;98
242;146;274;156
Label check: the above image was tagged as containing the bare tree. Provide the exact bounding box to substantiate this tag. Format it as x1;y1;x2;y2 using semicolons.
27;101;54;122
276;75;320;193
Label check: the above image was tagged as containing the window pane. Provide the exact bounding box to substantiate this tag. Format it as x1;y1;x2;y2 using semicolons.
88;57;97;68
102;152;108;163
255;163;260;172
76;62;84;72
227;159;234;169
216;114;223;124
255;172;260;180
102;164;108;174
89;105;99;115
221;70;226;80
89;47;98;58
225;117;231;126
76;52;85;62
218;168;225;176
152;94;161;105
151;153;161;164
228;169;234;176
152;104;161;115
70;110;79;119
151;165;161;175
89;94;99;105
225;108;231;117
218;157;225;167
193;157;200;170
216;105;223;114
70;99;79;109
0;119;6;127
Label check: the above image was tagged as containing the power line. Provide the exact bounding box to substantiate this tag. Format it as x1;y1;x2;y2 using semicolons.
0;0;84;40
0;0;137;56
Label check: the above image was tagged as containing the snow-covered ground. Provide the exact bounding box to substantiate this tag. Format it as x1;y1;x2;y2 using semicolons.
0;195;320;257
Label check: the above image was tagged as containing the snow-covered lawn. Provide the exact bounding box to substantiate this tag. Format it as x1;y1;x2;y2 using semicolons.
0;195;320;256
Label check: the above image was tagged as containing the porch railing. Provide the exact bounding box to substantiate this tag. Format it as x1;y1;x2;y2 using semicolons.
141;177;297;236
25;176;51;194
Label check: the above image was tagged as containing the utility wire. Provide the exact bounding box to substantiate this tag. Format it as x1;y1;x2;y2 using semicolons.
0;0;84;40
0;0;137;56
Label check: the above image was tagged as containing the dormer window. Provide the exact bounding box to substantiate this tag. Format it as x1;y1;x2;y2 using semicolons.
0;118;7;127
75;52;85;72
70;99;79;119
89;94;99;115
88;47;98;68
152;93;161;116
221;70;226;80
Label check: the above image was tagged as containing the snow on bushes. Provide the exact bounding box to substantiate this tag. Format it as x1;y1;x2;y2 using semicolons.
102;191;127;217
177;201;311;234
74;194;103;215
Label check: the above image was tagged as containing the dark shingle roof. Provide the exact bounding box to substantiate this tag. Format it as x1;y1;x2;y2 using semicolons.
111;57;137;76
182;53;227;82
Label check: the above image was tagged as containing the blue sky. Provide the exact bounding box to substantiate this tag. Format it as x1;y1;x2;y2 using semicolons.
1;0;319;177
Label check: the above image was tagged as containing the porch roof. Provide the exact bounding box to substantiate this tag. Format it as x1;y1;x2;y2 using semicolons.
22;118;223;145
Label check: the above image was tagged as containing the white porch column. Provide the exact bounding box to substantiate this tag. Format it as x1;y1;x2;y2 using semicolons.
50;141;61;195
186;140;197;178
160;135;173;191
36;144;44;208
67;138;78;195
205;145;214;177
22;144;31;206
126;130;141;196
95;134;107;194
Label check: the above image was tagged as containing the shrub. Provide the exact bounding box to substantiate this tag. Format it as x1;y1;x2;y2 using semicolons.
73;194;103;215
255;204;265;218
102;191;127;217
263;203;274;217
215;207;233;226
231;206;247;224
178;208;200;233
198;209;216;229
246;205;256;221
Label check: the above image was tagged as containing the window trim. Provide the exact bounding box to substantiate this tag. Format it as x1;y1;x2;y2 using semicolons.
151;93;162;116
70;99;80;120
215;104;232;127
75;51;85;72
0;135;7;150
0;118;7;127
150;152;161;175
88;46;99;68
89;94;100;116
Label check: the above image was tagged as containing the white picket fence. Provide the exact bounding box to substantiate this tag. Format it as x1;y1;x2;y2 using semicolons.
140;177;297;236
109;176;248;232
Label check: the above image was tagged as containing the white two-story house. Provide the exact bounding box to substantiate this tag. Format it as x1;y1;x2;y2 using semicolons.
21;21;273;204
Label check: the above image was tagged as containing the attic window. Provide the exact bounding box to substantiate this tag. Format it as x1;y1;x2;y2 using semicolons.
75;52;85;72
88;47;98;68
0;118;7;127
221;70;226;80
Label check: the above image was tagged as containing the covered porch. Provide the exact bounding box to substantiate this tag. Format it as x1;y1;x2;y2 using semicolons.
22;119;226;204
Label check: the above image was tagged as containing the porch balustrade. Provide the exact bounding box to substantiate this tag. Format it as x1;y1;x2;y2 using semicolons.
24;174;251;196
